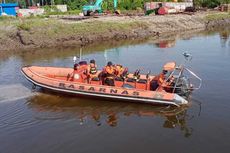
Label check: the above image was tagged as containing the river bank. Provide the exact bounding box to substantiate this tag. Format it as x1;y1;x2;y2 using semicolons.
0;11;230;52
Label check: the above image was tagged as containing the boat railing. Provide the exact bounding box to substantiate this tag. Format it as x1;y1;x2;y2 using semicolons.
184;67;202;90
164;66;202;93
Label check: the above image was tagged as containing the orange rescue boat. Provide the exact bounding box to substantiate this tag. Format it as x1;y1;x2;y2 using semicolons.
21;60;201;107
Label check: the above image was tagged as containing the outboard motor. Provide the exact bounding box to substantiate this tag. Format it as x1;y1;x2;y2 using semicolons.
174;76;192;97
169;53;202;97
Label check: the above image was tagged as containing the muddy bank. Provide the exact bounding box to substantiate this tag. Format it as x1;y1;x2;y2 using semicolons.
206;17;230;29
0;12;230;52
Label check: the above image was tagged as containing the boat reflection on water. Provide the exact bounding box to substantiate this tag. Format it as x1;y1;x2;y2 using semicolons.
26;93;195;137
156;39;176;48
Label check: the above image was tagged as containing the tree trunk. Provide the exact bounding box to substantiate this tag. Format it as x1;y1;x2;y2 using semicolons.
25;0;30;7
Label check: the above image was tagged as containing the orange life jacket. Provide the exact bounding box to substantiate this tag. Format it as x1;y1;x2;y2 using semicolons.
88;64;97;75
115;65;124;77
105;66;115;78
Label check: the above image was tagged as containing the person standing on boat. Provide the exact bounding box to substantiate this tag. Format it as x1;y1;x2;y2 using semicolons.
87;59;98;79
104;61;116;86
150;70;168;91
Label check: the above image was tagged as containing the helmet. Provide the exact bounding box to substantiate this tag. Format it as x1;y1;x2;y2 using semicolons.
107;61;113;66
90;59;95;64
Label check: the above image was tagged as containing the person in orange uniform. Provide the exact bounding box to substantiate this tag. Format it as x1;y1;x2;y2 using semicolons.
87;59;98;79
150;70;168;91
104;61;115;86
115;64;124;77
68;63;87;82
157;70;168;91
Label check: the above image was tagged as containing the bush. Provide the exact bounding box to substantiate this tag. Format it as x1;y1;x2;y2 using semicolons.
17;22;31;31
205;13;230;21
201;0;221;8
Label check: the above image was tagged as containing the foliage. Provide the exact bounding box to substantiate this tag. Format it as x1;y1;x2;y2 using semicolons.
45;10;81;15
194;0;230;8
43;5;59;12
17;22;31;31
201;0;221;8
53;0;88;10
205;12;230;21
0;16;15;21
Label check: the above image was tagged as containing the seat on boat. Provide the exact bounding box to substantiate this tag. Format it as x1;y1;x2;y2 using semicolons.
114;77;124;87
115;77;123;81
150;80;158;91
137;79;147;84
91;77;100;81
136;79;147;90
125;78;135;87
90;77;101;85
127;78;135;82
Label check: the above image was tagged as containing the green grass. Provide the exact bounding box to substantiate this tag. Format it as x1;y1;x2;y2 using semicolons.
0;16;16;21
14;17;146;36
45;10;82;16
205;12;230;21
17;22;31;31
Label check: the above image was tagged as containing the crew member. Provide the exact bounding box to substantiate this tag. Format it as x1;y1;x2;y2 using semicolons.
150;70;168;91
104;61;115;86
158;70;167;85
87;59;98;79
115;64;124;77
68;63;81;81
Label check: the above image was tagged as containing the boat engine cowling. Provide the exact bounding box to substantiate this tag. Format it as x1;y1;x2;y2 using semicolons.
174;76;192;97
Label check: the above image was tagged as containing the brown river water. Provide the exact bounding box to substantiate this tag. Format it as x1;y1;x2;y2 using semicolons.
0;28;230;153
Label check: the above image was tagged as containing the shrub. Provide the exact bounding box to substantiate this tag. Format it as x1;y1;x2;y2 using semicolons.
17;22;31;31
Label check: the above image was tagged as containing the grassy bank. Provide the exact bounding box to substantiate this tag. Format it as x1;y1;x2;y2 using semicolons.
0;15;148;51
0;15;146;33
204;12;230;21
1;11;230;51
16;19;145;34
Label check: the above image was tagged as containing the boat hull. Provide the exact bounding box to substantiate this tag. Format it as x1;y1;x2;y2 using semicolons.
21;66;188;107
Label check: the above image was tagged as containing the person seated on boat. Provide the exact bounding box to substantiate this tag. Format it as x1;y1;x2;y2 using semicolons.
150;70;168;91
87;59;98;80
104;61;116;86
114;64;128;81
68;63;87;82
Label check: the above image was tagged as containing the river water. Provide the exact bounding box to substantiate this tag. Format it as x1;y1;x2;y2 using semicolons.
0;28;229;153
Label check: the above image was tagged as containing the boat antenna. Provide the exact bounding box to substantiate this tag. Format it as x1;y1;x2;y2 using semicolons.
73;56;77;64
73;47;83;64
79;47;82;61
